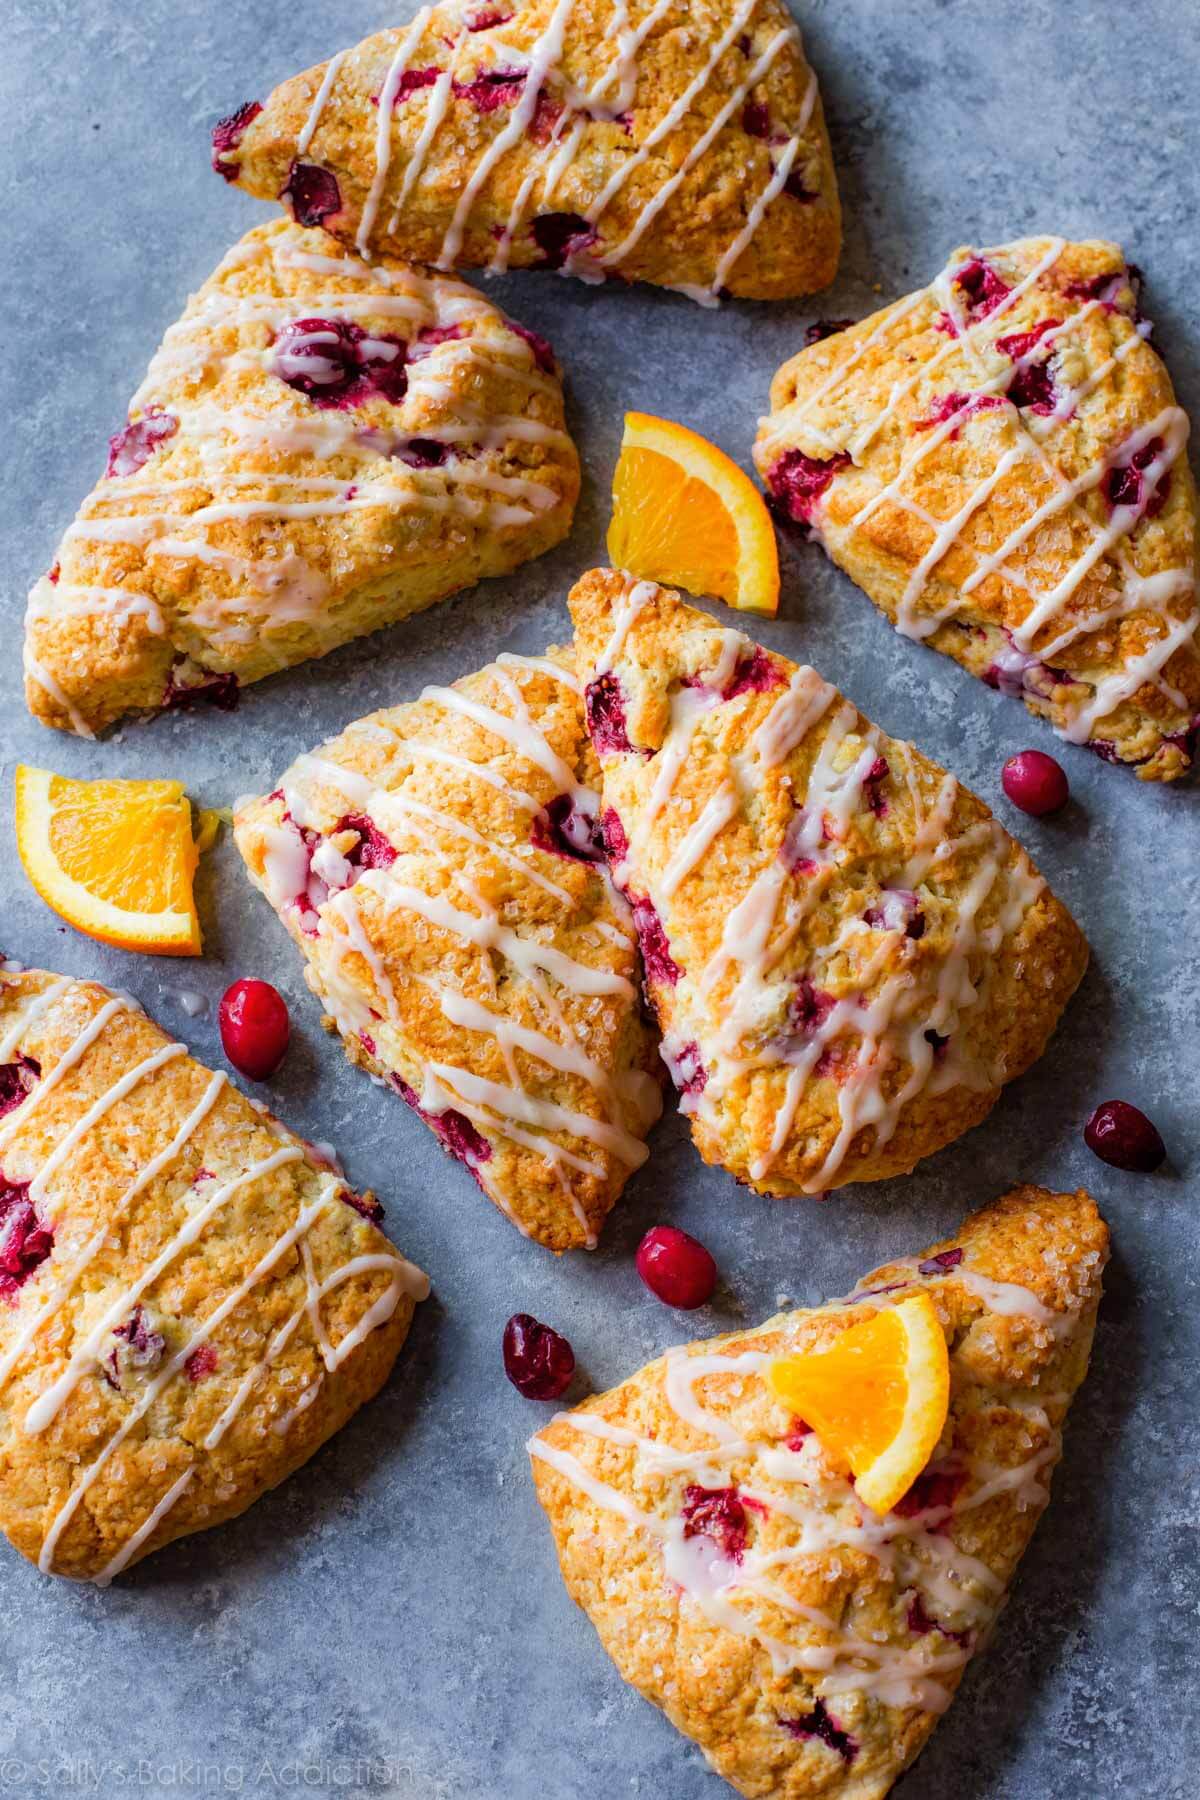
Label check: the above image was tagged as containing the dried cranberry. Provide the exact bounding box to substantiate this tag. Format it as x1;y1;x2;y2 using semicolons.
219;979;291;1081
636;1225;717;1309
0;1057;39;1119
600;808;630;864
162;667;239;711
1084;1100;1165;1173
1001;749;1069;816
271;316;407;409
503;1313;574;1399
0;1179;53;1296
914;391;1006;436
953;257;1011;322
185;1345;219;1383
766;449;851;528
724;647;785;699
631;897;680;988
585;672;637;755
742;99;770;138
662;1040;706;1097
530;212;597;270
1102;439;1170;518
211;100;261;180
918;1247;964;1275
107;409;178;478
280;160;343;227
509;320;558;373
335;813;397;871
892;1463;966;1520
804;318;854;345
341;1188;385;1226
390;67;439;104
530;793;605;863
453;69;527;111
681;1485;749;1560
780;1700;857;1764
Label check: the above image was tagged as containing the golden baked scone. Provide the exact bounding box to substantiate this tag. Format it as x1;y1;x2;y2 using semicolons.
754;237;1200;780
216;0;840;303
233;647;663;1252
530;1185;1108;1799
25;218;579;738
569;569;1087;1196
0;966;429;1582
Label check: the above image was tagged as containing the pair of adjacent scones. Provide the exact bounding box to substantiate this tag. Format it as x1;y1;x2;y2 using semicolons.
235;569;1085;1242
757;236;1200;779
25;219;578;737
530;1185;1109;1798
0;967;427;1582
218;0;841;301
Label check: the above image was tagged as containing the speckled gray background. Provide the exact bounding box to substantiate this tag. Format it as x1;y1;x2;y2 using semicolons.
3;0;1198;1794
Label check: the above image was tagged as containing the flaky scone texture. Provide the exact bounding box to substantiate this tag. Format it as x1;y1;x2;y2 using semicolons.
25;218;579;737
0;967;428;1582
233;647;662;1252
221;0;839;302
531;1185;1108;1799
570;571;1087;1196
755;237;1200;780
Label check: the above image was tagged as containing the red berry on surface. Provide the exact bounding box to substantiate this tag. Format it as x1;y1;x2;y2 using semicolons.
1084;1100;1166;1173
1001;750;1069;816
636;1225;718;1309
219;979;290;1081
502;1313;575;1400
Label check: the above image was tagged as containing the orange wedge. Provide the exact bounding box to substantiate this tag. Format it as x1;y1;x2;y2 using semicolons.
607;412;780;615
15;766;203;956
765;1293;950;1516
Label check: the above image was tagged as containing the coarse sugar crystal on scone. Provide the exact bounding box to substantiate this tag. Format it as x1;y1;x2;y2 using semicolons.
530;1184;1108;1799
754;236;1200;780
24;217;579;737
218;0;840;302
0;966;427;1582
233;645;662;1253
570;568;1088;1197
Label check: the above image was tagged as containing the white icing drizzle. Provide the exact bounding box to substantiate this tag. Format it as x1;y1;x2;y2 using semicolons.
359;9;435;256
297;49;348;154
93;1465;197;1587
0;997;128;1150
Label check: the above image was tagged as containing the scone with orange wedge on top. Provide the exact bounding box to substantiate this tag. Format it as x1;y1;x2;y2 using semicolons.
569;568;1088;1196
529;1184;1108;1799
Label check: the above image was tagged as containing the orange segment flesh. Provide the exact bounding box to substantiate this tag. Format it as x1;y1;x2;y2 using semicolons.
607;412;780;614
15;766;203;956
765;1292;950;1516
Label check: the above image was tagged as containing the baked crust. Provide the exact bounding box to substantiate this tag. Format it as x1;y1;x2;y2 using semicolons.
754;236;1200;780
0;966;428;1582
233;646;662;1252
530;1185;1108;1798
24;218;579;737
569;569;1088;1196
223;0;840;302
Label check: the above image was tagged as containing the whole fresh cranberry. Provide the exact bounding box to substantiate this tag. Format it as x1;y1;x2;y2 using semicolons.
502;1313;575;1399
219;979;291;1080
1001;750;1069;816
1084;1100;1166;1173
636;1225;717;1309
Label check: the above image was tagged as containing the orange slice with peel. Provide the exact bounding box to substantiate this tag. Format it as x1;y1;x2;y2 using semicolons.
765;1292;950;1516
15;766;203;956
607;412;780;615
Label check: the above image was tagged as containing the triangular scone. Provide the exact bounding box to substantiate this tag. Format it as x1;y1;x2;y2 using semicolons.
531;1185;1107;1798
217;0;839;303
0;966;428;1582
569;570;1087;1196
25;219;579;738
754;237;1200;780
233;648;662;1252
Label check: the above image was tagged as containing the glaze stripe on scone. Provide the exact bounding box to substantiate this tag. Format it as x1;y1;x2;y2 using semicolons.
0;967;428;1582
218;0;840;303
570;570;1087;1196
530;1185;1108;1799
233;648;662;1252
754;237;1200;779
24;218;579;738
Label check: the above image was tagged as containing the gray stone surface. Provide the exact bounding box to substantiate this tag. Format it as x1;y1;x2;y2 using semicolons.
3;0;1198;1794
